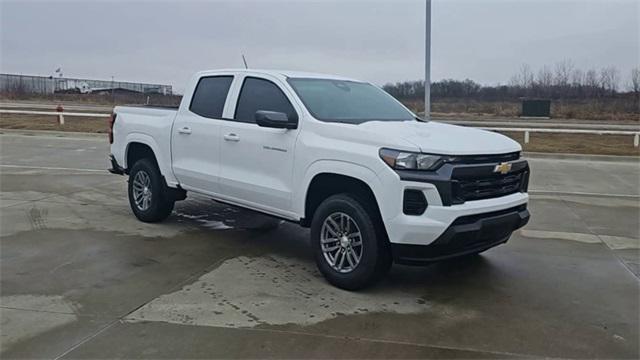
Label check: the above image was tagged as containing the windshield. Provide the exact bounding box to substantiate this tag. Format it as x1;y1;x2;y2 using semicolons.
287;78;415;124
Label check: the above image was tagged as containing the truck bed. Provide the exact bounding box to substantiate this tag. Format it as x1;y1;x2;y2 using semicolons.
110;105;178;181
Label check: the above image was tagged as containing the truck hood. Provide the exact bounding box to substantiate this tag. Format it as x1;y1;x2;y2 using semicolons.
357;120;521;155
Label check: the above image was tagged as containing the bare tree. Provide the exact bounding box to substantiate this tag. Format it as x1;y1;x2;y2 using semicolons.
554;59;574;87
584;69;599;97
571;69;584;87
509;64;534;96
508;74;521;88
384;60;630;104
599;66;620;95
630;67;640;98
536;65;553;95
585;69;598;87
610;68;620;93
521;64;534;89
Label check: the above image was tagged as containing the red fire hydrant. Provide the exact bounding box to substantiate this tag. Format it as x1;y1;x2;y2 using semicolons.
56;105;64;125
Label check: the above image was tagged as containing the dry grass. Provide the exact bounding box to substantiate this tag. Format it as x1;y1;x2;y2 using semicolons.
403;98;640;123
0;114;109;133
0;92;182;107
499;131;639;156
1;114;637;156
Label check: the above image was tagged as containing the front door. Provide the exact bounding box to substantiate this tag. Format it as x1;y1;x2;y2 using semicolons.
218;75;300;216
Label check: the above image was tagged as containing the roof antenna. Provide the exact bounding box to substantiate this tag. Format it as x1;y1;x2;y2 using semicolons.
241;54;249;69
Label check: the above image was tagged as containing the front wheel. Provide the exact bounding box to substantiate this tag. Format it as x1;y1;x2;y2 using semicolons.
128;158;174;223
311;194;391;290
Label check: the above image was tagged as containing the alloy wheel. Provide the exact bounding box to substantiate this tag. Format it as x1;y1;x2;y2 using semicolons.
320;212;363;273
132;170;152;211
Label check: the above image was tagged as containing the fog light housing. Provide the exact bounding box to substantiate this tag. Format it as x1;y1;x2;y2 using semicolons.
403;189;428;215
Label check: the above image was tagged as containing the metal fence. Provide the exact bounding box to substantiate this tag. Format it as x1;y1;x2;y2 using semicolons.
0;74;172;95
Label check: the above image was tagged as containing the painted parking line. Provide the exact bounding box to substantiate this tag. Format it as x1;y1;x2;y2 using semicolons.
529;189;640;198
519;230;639;250
0;164;107;173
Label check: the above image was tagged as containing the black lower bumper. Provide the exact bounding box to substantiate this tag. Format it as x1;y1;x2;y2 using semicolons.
108;154;125;175
392;204;530;265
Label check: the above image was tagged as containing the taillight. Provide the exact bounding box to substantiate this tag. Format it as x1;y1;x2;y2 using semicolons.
108;113;116;144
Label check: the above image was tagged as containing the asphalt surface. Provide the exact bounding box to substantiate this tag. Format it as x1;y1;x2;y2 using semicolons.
0;131;638;359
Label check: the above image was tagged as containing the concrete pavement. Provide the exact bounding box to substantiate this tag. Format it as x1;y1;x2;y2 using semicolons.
0;132;638;358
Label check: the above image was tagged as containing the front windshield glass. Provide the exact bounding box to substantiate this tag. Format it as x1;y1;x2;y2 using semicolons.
287;78;415;124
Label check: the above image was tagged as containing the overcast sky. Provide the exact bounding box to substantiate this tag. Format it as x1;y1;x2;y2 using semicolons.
1;0;638;93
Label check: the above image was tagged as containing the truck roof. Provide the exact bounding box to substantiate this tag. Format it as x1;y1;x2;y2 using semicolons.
194;69;362;82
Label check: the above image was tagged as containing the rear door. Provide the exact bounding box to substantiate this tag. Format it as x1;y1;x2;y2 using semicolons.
171;75;233;193
218;75;301;216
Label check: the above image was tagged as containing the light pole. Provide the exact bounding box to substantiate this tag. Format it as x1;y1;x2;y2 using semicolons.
425;0;431;120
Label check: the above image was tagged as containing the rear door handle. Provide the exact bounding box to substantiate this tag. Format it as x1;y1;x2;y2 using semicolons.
223;133;240;142
178;126;192;135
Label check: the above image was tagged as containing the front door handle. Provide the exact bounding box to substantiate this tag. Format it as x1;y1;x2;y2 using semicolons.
178;126;192;135
223;133;240;142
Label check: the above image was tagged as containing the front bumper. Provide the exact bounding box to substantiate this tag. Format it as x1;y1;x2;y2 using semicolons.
381;155;530;246
391;204;529;265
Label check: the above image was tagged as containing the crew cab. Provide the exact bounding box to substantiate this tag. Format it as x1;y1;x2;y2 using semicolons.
109;69;530;290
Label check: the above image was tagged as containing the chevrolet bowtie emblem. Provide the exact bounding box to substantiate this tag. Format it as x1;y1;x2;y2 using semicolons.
493;162;512;175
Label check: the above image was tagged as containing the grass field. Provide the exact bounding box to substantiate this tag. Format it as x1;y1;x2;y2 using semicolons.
500;131;638;156
404;98;640;123
0;115;109;133
1;92;182;107
1;114;637;156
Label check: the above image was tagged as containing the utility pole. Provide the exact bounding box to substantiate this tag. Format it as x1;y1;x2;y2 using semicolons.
425;0;431;120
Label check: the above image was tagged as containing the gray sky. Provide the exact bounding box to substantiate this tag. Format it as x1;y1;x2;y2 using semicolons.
1;0;638;93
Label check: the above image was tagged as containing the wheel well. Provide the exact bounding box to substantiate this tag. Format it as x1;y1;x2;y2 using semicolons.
125;142;186;201
302;173;382;227
126;142;158;172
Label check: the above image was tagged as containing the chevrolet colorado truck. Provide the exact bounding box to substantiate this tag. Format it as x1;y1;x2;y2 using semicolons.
109;69;530;290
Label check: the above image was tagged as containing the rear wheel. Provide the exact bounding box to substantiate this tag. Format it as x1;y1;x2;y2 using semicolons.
128;159;174;223
311;194;391;290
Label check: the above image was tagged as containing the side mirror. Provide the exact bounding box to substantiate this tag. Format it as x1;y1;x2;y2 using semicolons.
255;110;298;129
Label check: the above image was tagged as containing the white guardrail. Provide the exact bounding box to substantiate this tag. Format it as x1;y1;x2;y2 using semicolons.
1;108;639;147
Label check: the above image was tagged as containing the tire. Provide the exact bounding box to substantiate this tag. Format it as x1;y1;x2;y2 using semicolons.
128;158;174;223
311;193;391;290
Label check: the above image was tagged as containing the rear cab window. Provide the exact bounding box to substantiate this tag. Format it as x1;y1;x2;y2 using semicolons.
189;76;233;119
234;77;297;123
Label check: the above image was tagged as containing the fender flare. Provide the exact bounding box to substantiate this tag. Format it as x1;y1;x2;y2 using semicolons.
124;133;179;187
294;159;385;219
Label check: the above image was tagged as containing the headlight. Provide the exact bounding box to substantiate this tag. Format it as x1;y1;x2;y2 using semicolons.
379;148;451;171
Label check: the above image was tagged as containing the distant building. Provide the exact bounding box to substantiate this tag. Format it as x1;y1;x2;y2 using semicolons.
0;73;172;95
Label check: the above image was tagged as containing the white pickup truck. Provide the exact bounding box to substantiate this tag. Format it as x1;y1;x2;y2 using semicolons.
109;69;530;290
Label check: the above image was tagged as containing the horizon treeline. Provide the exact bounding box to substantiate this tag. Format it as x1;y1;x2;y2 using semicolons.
383;61;640;101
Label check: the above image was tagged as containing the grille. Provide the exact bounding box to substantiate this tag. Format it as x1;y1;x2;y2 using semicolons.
452;170;527;204
449;152;520;165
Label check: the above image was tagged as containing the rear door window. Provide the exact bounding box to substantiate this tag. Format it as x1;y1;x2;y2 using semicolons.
234;77;296;123
189;76;233;119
